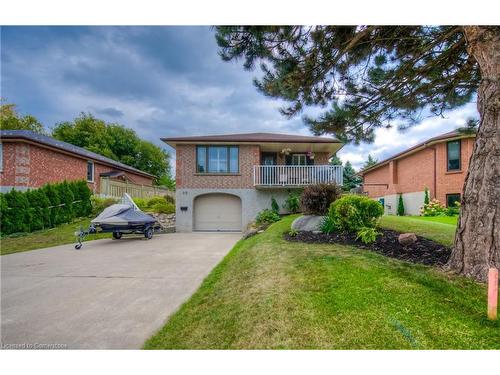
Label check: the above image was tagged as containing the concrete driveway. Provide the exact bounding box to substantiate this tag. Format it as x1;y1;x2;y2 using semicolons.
1;232;240;349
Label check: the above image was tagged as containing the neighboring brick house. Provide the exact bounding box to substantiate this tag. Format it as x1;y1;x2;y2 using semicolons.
0;130;154;194
359;130;476;215
163;132;343;232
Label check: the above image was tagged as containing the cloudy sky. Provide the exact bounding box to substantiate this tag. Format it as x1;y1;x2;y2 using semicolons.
1;26;477;170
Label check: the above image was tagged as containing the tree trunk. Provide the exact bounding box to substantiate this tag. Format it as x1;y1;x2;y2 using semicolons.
446;26;500;282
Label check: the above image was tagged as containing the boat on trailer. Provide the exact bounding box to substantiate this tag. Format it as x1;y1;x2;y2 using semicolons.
75;193;159;249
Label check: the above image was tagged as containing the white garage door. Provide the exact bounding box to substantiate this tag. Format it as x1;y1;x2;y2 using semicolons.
194;194;242;232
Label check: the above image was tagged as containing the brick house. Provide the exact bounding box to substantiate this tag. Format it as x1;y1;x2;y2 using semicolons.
163;132;343;232
359;130;476;215
0;130;154;194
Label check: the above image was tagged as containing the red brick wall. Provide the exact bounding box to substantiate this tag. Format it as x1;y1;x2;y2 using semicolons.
0;141;153;193
362;137;475;203
176;144;260;189
434;137;474;203
363;163;390;198
175;145;333;189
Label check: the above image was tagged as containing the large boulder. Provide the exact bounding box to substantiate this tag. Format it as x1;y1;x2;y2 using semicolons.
398;232;417;247
291;215;326;232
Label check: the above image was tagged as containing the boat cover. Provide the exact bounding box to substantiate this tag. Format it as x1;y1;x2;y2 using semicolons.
91;194;155;225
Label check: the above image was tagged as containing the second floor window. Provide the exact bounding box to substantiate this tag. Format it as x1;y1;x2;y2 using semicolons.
197;146;239;173
447;140;461;171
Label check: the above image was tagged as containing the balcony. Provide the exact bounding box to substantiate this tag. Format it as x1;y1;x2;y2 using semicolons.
253;165;343;187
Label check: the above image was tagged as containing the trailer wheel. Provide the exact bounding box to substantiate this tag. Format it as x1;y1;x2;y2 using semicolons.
75;244;82;250
144;227;153;240
113;232;122;240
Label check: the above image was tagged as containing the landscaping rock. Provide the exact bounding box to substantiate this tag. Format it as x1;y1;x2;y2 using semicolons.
242;228;259;239
147;212;176;232
291;215;326;232
398;232;417;247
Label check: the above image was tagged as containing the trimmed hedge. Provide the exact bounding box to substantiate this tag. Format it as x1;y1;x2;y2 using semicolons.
0;180;92;235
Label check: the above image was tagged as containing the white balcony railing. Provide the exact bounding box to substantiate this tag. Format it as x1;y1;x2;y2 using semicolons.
253;165;343;187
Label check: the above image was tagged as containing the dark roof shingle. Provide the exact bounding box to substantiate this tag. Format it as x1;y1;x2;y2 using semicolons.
162;132;340;144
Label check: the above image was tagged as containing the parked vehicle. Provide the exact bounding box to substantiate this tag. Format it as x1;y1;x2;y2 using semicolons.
75;194;159;249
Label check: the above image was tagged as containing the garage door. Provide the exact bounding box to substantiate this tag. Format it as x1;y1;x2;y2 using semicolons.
194;194;242;231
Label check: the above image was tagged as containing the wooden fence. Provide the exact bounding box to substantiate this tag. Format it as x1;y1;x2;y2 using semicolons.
100;177;174;199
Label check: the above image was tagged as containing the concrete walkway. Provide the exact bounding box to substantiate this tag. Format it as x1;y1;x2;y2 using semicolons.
1;232;240;349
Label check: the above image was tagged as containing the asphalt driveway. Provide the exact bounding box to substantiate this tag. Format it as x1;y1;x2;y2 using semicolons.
1;232;240;349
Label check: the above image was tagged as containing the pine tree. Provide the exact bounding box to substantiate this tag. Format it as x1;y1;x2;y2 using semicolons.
424;187;430;205
216;26;499;281
362;154;378;170
397;194;405;216
342;161;362;192
329;155;342;166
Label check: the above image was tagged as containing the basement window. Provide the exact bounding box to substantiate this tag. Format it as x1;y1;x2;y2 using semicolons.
446;193;461;207
87;161;94;182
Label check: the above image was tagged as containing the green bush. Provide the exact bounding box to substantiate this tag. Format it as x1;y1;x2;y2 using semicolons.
58;181;75;223
255;209;281;225
284;191;301;213
397;194;405;216
320;216;336;234
420;199;446;216
445;201;461;216
0;180;92;235
2;189;31;234
132;195;175;214
163;194;175;205
328;194;384;232
26;189;50;231
356;226;381;244
300;184;342;215
271;197;280;214
424;187;430;205
149;202;175;214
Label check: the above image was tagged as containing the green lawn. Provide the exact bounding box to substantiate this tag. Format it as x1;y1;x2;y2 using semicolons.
0;217;111;255
144;215;498;349
379;215;457;246
409;215;458;226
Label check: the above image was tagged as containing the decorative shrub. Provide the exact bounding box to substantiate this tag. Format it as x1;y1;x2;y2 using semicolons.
420;199;446;217
328;194;384;232
320;216;336;234
424;187;430;205
149;202;175;214
255;209;281;225
163;194;175;205
132;195;175;214
284;191;301;213
445;201;461;216
271;197;280;214
356;226;380;244
0;180;92;235
300;183;342;215
397;194;405;216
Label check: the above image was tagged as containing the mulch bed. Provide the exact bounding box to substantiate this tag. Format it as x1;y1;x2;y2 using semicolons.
284;229;451;266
